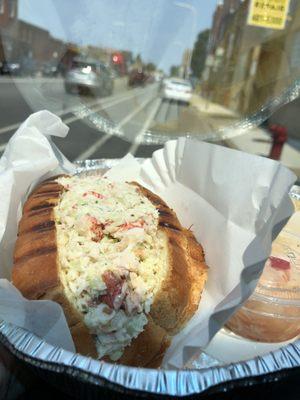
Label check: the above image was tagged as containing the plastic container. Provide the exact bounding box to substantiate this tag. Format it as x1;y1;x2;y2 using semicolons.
226;196;300;342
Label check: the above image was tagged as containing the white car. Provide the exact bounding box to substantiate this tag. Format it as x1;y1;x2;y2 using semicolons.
162;78;192;104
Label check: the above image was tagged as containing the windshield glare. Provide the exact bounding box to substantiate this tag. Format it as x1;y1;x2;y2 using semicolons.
0;0;298;181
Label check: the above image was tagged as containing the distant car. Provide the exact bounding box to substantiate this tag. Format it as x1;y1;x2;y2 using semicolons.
21;58;38;77
161;78;193;104
42;62;60;77
0;61;21;76
154;72;163;82
128;68;147;87
64;58;114;96
146;74;155;84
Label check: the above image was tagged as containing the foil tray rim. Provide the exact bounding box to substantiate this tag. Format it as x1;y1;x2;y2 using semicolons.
0;321;299;396
1;159;299;396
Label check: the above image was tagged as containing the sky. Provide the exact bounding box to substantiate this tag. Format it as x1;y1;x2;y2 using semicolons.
19;0;219;72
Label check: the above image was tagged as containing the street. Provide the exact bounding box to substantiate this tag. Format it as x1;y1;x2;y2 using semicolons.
0;76;221;161
1;76;299;181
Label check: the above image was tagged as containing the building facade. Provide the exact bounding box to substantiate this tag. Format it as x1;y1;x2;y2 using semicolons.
0;0;17;62
0;0;68;69
0;0;132;75
202;0;299;117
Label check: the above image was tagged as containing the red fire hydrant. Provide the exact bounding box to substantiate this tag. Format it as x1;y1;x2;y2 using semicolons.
268;124;288;160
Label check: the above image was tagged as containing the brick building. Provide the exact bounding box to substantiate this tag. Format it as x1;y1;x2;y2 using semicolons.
0;0;17;27
10;20;66;62
0;0;127;75
0;0;17;62
0;0;67;69
202;0;299;116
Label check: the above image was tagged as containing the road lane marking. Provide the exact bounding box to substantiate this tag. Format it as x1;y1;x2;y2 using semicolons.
156;99;168;123
0;87;154;158
74;133;111;161
59;86;144;118
74;90;156;160
166;100;175;121
0;77;65;84
62;90;140;123
0;84;157;155
172;101;179;120
62;89;146;125
0;98;105;136
0;122;21;135
116;94;154;130
0;143;7;152
60;85;154;123
0;85;153;136
128;97;162;155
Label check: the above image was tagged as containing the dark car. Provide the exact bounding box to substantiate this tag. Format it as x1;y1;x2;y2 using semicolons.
128;68;148;87
0;61;22;76
64;58;114;96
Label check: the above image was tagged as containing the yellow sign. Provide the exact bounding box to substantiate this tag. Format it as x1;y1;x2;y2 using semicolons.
247;0;290;30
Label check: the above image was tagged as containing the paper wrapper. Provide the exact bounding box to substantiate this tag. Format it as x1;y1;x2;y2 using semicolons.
0;111;75;352
0;111;296;369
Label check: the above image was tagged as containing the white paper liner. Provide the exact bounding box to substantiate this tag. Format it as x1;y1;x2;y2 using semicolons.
137;141;296;368
0;111;297;372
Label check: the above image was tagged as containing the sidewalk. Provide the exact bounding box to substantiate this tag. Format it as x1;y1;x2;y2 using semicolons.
225;127;300;178
191;94;239;119
191;94;300;178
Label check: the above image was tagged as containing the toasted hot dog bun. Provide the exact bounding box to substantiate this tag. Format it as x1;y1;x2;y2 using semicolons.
12;175;207;367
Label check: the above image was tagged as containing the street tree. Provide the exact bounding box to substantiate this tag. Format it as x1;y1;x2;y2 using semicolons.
135;54;142;65
146;62;156;72
191;29;210;78
170;65;180;77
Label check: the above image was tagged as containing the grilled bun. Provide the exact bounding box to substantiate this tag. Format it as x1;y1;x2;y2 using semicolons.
12;174;207;367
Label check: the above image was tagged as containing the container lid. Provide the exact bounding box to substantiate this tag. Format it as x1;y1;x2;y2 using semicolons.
254;195;300;302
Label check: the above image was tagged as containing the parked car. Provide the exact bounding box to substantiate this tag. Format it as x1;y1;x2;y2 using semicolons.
146;74;155;84
161;78;193;104
0;61;22;76
64;58;114;96
128;68;148;87
42;62;61;77
20;58;38;77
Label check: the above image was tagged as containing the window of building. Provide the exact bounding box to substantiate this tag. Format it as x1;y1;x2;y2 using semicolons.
0;0;4;14
291;31;300;70
8;0;15;18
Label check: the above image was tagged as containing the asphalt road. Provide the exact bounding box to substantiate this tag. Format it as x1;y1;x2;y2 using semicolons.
0;76;218;161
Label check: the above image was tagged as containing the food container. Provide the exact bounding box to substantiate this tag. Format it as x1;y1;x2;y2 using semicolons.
0;161;299;398
226;194;300;342
0;109;299;398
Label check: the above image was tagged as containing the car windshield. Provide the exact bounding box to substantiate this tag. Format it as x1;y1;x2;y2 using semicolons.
169;80;191;86
0;2;300;391
0;0;298;183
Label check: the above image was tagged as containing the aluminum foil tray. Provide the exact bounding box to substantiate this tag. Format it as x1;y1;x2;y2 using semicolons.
1;159;299;398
